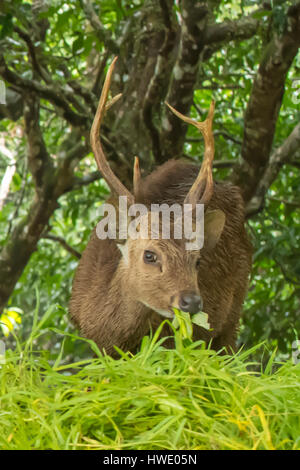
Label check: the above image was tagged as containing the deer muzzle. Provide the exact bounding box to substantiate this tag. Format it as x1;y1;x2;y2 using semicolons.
179;291;203;314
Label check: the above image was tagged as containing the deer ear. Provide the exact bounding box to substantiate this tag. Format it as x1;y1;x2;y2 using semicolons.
204;210;225;251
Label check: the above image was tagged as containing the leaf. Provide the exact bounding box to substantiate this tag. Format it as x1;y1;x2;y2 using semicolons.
0;13;13;39
55;10;72;31
172;308;193;339
11;172;22;192
191;312;210;330
6;306;23;315
72;33;84;55
252;10;272;20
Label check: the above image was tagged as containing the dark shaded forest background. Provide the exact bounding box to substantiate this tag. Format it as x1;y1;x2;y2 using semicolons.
0;0;299;360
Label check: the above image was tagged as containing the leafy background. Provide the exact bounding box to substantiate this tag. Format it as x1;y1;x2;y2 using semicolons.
0;0;299;362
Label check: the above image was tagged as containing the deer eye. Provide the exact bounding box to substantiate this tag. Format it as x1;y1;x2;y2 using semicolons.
195;257;201;269
143;250;157;264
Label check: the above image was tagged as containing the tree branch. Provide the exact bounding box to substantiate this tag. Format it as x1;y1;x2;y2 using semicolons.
23;92;54;191
290;158;300;170
13;26;51;83
0;141;16;211
269;196;300;209
73;170;101;189
160;0;209;161
204;12;261;45
0;112;89;312
246;121;300;216
81;0;119;54
232;2;300;203
142;0;177;164
274;256;300;286
41;233;81;259
0;56;88;127
91;51;109;96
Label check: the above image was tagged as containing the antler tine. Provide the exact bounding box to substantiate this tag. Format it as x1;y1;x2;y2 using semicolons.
90;57;135;205
133;156;142;196
165;100;215;207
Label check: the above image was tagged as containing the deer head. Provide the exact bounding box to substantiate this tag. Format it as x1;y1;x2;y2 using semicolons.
90;57;226;318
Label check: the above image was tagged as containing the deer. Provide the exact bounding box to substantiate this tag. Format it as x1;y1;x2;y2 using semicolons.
69;57;252;357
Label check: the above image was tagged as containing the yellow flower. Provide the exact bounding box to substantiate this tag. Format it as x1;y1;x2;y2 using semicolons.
0;307;23;337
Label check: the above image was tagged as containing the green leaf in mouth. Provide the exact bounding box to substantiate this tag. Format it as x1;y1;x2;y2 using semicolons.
172;308;211;340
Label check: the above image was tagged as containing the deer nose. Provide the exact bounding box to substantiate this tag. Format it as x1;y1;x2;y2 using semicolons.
179;292;203;314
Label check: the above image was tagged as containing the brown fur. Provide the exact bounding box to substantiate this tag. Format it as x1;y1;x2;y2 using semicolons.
69;160;252;357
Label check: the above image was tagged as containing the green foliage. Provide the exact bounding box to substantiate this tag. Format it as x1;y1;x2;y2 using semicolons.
185;14;300;358
172;308;211;341
0;1;299;449
6;178;109;354
0;0;299;360
240;174;300;356
0;311;299;450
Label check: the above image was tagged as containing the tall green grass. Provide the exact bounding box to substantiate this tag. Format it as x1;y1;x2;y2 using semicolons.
0;306;299;450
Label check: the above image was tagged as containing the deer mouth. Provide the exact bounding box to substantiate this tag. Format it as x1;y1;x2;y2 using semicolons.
151;305;175;319
142;301;174;319
159;307;175;319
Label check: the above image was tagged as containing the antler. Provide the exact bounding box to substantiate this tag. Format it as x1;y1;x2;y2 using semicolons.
90;57;135;205
165;101;215;207
133;156;142;196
